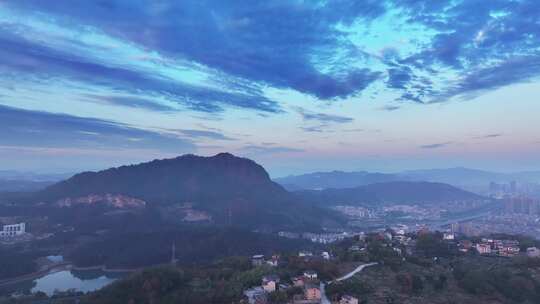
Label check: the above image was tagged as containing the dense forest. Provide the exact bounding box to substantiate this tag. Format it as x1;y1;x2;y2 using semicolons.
68;227;318;269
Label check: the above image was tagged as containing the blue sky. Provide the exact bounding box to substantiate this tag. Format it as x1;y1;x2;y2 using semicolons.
0;0;539;177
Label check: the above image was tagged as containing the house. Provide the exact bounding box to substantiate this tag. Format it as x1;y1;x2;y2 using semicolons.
303;270;318;280
443;232;455;240
0;222;26;238
279;283;291;291
299;251;313;257
476;243;491;255
262;275;280;293
321;251;330;260
340;295;359;304
527;247;540;258
267;255;279;267
417;227;430;236
244;287;267;304
393;235;407;243
252;255;265;267
304;284;321;301
292;276;305;287
349;245;361;252
499;245;520;257
405;240;417;255
459;240;472;252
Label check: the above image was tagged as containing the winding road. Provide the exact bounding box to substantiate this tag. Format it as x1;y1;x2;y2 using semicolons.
320;262;378;304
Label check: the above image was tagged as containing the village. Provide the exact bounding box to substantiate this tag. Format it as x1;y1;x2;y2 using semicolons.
239;225;540;304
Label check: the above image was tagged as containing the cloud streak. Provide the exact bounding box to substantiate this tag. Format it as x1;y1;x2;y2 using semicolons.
0;104;195;153
175;129;236;141
419;142;453;149
295;107;353;124
474;133;503;139
241;145;304;155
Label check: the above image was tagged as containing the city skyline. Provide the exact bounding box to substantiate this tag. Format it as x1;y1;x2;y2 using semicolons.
1;1;539;176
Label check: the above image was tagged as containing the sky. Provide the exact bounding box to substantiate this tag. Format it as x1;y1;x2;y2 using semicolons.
0;0;539;177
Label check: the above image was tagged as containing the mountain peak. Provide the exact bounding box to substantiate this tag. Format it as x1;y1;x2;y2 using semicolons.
213;152;236;158
35;153;333;229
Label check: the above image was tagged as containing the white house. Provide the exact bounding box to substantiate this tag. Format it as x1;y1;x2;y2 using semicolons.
0;223;26;238
443;232;455;240
303;270;318;280
252;255;265;267
321;251;330;260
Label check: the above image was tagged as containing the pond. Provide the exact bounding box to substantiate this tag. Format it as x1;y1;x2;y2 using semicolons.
1;268;128;296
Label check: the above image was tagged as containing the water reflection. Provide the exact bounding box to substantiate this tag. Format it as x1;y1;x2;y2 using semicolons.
1;269;127;296
31;270;119;296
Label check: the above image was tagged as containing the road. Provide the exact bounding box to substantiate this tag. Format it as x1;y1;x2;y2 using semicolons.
320;281;331;304
320;262;378;304
335;262;378;282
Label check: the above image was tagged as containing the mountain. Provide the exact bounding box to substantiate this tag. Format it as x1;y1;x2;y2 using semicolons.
400;167;507;185
402;167;540;184
274;171;403;190
0;170;71;182
0;179;55;192
402;167;540;194
37;153;340;230
275;167;540;195
296;181;484;207
0;170;71;192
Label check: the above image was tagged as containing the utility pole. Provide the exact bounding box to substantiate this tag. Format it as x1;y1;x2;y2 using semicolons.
171;241;177;265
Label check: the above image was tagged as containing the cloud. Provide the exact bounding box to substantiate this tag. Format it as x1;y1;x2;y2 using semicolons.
0;29;281;113
196;145;224;149
2;0;539;110
379;105;400;112
241;145;304;155
445;56;540;100
174;129;236;141
295;107;353;124
0;104;195;153
474;133;503;139
419;142;453;149
387;67;412;89
390;0;540;102
300;125;333;133
85;95;177;112
4;0;384;100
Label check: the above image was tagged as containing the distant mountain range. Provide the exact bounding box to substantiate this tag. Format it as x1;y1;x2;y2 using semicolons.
295;181;484;207
0;170;72;192
0;179;55;192
0;170;71;182
35;153;341;230
275;171;401;191
275;167;540;193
